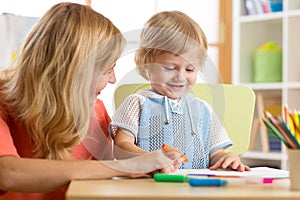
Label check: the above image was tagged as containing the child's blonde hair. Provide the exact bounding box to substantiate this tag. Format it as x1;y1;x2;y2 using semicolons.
135;11;208;80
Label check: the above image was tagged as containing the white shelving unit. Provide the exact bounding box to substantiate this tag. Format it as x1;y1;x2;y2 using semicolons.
232;0;300;169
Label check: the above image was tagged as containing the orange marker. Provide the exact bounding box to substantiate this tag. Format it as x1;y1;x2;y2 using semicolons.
162;144;189;162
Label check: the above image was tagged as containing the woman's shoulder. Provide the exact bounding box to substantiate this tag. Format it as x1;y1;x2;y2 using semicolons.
0;92;10;123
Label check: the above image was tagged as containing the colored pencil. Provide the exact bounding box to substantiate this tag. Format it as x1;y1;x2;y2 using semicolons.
264;111;298;149
262;107;300;149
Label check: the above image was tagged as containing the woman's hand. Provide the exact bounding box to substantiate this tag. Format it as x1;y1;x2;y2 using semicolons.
102;150;182;177
158;151;185;173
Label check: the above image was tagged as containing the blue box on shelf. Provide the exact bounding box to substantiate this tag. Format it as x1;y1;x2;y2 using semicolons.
269;0;283;12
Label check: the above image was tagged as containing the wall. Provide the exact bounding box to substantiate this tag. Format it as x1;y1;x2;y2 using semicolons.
0;0;220;115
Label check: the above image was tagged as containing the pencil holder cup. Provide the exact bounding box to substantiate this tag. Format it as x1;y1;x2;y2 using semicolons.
288;149;300;190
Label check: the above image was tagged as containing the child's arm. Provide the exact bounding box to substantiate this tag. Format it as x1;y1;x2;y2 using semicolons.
113;128;184;173
209;149;251;172
114;128;148;154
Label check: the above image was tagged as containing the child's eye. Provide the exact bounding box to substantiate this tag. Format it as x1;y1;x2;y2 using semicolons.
163;66;175;70
186;68;195;72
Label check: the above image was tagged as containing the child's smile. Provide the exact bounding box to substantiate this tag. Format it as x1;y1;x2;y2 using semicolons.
148;52;197;100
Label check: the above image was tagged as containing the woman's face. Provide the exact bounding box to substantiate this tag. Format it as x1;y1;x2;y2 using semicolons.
96;63;117;95
90;62;116;104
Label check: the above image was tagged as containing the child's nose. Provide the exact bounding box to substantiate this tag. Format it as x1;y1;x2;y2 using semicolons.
173;70;186;81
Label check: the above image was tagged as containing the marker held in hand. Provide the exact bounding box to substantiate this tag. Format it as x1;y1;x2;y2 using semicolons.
162;144;189;162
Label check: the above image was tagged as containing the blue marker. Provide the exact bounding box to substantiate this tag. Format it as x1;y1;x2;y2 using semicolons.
189;178;228;187
154;174;228;187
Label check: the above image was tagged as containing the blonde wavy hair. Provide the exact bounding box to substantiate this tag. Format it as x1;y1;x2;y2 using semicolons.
0;3;125;159
135;11;208;80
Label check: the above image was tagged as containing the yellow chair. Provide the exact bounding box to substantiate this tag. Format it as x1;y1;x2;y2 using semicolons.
114;83;256;156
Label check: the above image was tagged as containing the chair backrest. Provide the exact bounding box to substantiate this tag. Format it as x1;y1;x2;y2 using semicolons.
114;83;256;155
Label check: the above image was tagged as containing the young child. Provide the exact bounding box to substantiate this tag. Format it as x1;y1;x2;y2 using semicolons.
110;11;250;171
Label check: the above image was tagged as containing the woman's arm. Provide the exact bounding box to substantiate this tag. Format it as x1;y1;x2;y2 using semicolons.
0;150;176;193
0;156;137;193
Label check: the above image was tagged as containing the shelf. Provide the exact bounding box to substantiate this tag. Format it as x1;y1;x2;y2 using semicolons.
286;82;300;88
232;0;300;170
240;12;283;23
241;151;287;161
239;82;300;90
239;83;283;90
287;9;300;17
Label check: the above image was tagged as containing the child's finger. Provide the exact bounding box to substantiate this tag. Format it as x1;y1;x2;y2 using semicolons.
209;157;224;170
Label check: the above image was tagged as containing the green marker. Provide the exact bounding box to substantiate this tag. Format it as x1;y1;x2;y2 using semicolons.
153;174;189;182
153;174;229;187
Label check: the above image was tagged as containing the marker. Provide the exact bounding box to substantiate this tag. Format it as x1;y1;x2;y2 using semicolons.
154;174;229;187
162;144;189;162
189;178;228;187
154;174;188;182
188;173;240;178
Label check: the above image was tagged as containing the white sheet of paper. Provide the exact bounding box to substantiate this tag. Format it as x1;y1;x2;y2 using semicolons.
171;167;289;179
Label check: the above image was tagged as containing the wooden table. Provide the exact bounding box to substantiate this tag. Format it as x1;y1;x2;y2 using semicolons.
66;177;300;200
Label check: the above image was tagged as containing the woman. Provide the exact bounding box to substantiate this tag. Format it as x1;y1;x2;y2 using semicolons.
0;3;180;200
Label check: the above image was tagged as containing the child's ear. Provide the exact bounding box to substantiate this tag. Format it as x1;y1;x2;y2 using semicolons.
145;69;150;79
140;65;150;80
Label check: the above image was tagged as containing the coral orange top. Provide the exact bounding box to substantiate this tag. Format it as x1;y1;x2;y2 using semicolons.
0;99;112;200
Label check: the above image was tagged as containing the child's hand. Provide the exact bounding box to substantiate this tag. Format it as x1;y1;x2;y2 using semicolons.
209;150;251;172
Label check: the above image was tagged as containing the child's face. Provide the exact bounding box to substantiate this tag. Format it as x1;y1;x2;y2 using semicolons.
148;52;197;100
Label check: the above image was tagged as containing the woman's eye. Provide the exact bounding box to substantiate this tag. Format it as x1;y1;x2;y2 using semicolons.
105;67;115;74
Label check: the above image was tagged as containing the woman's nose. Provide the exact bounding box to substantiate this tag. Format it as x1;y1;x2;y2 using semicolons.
109;70;116;84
